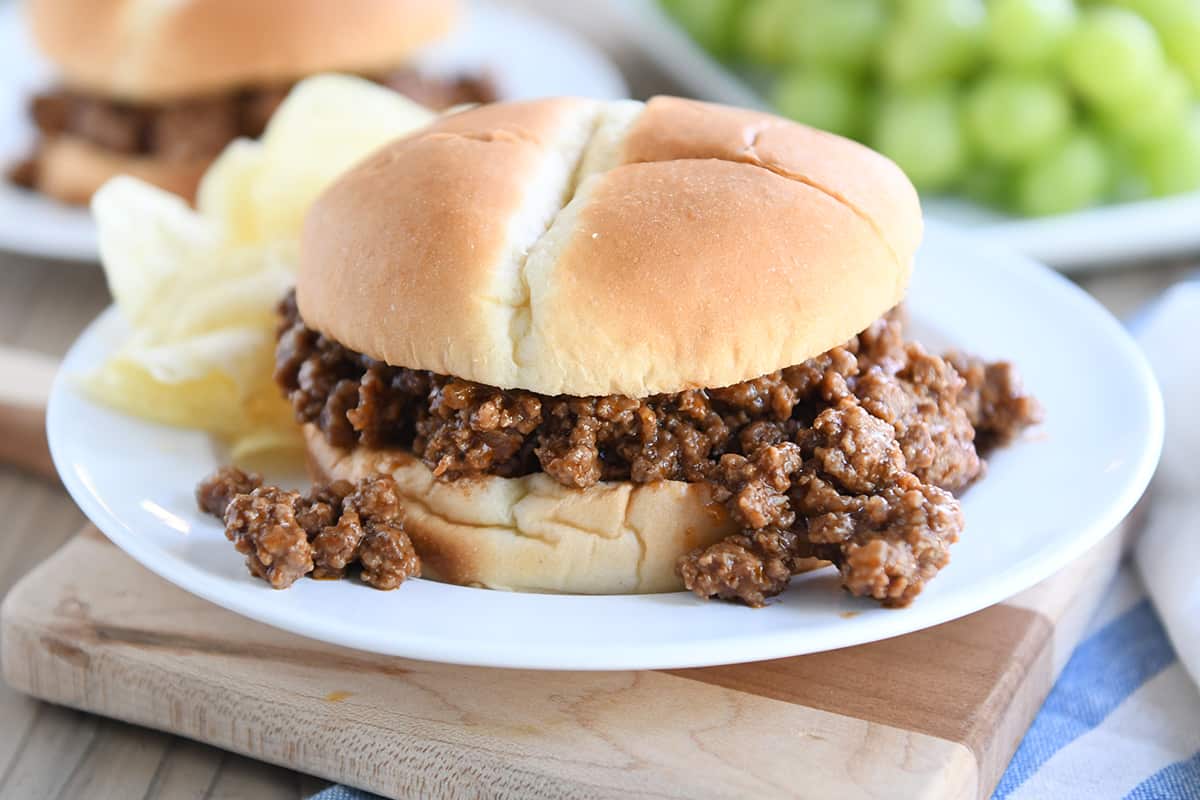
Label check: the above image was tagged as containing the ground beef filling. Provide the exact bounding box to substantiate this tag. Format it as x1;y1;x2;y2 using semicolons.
196;466;420;590
268;291;1041;606
9;69;494;186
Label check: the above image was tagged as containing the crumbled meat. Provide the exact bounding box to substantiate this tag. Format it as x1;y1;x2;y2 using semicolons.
257;293;1040;607
223;487;313;589
274;291;1031;501
195;465;263;517
6;157;37;189
379;71;497;110
295;479;354;537
274;293;428;451
537;390;734;486
536;393;727;487
8;94;76;187
946;352;1045;450
681;401;964;608
310;508;366;579
72;99;144;153
197;470;420;590
682;397;959;608
238;85;290;138
676;527;810;607
359;522;421;589
149;96;239;161
806;401;905;494
856;345;983;493
344;475;404;520
709;373;797;420
307;480;356;509
420;380;543;480
535;398;609;488
780;347;860;404
798;472;963;606
710;443;805;530
321;379;362;448
30;93;71;135
10;69;495;192
738;419;789;454
347;364;415;448
851;308;908;372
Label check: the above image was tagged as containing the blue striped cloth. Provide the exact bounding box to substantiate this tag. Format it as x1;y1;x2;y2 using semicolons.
313;566;1200;800
995;280;1200;800
993;566;1200;800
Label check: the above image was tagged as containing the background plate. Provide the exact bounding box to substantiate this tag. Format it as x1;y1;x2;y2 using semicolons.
0;0;629;262
614;0;1200;271
46;223;1163;670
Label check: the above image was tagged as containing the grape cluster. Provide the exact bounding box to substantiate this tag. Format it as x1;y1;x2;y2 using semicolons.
660;0;1200;216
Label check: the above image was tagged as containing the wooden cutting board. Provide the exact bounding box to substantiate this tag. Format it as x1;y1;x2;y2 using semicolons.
0;524;1125;800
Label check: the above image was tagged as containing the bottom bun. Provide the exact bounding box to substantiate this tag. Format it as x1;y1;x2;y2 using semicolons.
304;425;826;594
31;135;211;205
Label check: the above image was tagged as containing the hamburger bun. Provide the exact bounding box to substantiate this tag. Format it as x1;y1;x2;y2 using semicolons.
295;96;918;594
298;95;923;398
31;134;209;205
304;425;826;594
27;0;459;102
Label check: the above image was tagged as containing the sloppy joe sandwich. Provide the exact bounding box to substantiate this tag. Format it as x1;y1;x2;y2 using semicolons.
9;0;492;204
200;96;1041;606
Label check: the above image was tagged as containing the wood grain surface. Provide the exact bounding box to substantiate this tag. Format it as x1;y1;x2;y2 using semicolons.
1;525;1121;800
0;346;57;480
0;258;335;799
0;1;1194;792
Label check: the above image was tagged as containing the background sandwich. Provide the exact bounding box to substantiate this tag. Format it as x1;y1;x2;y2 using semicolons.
9;0;491;204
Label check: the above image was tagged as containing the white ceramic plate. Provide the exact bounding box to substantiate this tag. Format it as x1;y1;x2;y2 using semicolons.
614;0;1200;271
47;223;1163;670
0;0;628;263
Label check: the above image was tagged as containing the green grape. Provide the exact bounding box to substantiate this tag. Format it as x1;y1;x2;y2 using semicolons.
1082;0;1196;89
1162;22;1200;93
961;166;1014;209
659;0;740;57
772;68;865;138
986;0;1076;69
871;87;968;191
1063;7;1170;108
779;0;889;71
1143;3;1200;93
964;73;1073;164
881;0;986;86
1015;131;1110;216
1104;0;1200;91
738;0;794;64
1104;0;1183;17
1104;135;1154;202
1102;69;1190;147
1138;112;1200;196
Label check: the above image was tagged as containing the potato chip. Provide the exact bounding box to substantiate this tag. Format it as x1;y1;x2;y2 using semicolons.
86;75;437;460
94;177;223;326
199;74;434;245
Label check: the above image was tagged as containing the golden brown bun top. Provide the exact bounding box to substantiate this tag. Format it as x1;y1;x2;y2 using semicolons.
299;96;923;397
27;0;459;101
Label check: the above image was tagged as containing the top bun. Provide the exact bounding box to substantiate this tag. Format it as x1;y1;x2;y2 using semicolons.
299;96;922;398
27;0;458;101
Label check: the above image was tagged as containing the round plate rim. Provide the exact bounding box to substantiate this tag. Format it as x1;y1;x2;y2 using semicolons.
46;222;1164;670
